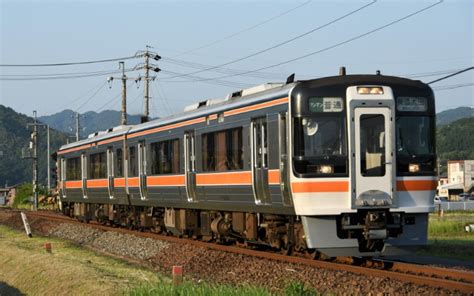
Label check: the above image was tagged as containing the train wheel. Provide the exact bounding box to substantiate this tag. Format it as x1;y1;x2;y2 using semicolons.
306;249;320;260
280;243;293;256
306;249;333;261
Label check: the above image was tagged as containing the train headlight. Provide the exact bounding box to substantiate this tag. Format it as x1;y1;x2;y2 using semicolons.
357;86;384;95
318;165;334;174
302;118;318;136
408;163;420;173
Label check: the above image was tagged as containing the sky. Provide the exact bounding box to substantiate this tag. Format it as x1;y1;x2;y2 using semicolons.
0;0;473;120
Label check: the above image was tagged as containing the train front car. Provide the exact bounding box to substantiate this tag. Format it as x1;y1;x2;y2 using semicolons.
290;75;436;257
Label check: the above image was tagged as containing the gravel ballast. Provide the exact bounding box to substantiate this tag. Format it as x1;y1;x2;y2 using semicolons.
48;223;169;261
0;209;468;295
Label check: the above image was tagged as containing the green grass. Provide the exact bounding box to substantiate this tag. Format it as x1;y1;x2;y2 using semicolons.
420;212;474;260
0;225;167;295
0;225;317;295
128;281;269;296
127;281;318;296
429;211;474;236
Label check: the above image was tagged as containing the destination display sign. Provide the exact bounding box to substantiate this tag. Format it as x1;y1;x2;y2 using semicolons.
308;97;343;113
397;97;427;112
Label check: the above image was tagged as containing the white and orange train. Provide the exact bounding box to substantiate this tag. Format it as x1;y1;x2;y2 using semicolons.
57;71;437;257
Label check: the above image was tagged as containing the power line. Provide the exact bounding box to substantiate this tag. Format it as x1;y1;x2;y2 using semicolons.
161;57;283;80
160;69;252;88
56;80;107;111
171;0;312;58
0;69;134;80
404;68;464;78
0;55;136;67
96;91;122;113
75;81;108;112
164;0;377;79
428;66;474;84
154;81;174;115
150;83;170;116
433;82;474;91
172;0;443;83
0;69;125;77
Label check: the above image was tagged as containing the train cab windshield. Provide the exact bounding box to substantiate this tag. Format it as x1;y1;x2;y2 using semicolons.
396;116;433;157
395;96;436;175
293;96;348;177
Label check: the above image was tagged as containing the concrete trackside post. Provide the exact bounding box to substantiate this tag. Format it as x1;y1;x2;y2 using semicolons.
20;212;32;237
172;265;183;286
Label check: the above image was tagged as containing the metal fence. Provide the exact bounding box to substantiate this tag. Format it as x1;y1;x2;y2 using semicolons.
434;201;474;211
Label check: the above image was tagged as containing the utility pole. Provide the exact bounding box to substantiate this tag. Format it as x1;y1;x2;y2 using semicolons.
26;111;45;210
144;49;150;120
32;111;38;211
70;112;84;141
136;46;161;122
47;125;50;191
24;112;50;209
75;113;80;141
108;61;140;126
121;62;127;125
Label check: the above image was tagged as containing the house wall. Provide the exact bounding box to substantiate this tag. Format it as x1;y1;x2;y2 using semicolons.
463;160;474;192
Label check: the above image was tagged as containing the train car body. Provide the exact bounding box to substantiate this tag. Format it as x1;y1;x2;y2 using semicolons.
57;73;437;257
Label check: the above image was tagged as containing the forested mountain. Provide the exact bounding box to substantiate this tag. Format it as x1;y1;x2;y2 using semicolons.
437;116;474;175
0;105;68;186
437;106;473;126
39;109;147;139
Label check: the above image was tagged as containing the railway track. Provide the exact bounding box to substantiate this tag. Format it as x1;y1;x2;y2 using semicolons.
9;209;474;294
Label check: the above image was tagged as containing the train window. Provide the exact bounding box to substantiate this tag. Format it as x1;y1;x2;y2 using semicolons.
396;116;433;157
396;116;435;175
293;115;347;176
66;157;81;180
116;148;123;177
89;152;107;179
202;127;243;172
129;146;138;177
360;114;385;177
150;139;180;174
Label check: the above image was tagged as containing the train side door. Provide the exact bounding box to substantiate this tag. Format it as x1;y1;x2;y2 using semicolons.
138;141;148;199
81;153;88;198
279;113;292;206
107;148;114;199
184;131;197;202
353;107;394;207
251;118;271;205
60;158;67;198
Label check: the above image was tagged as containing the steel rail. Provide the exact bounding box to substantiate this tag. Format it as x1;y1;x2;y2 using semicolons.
11;209;474;294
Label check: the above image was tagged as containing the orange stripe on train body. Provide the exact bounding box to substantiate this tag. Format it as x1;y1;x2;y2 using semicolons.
67;170;281;189
291;181;349;193
396;180;437;191
86;179;108;188
58;97;289;153
128;117;206;139
65;180;82;189
147;175;185;186
114;178;126;188
268;169;280;185
223;97;289;117
58;143;92;155
128;177;139;187
196;171;252;185
98;135;125;146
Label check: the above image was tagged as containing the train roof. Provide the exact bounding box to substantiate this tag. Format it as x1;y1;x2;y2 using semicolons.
58;74;431;153
59;81;294;152
299;74;429;89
